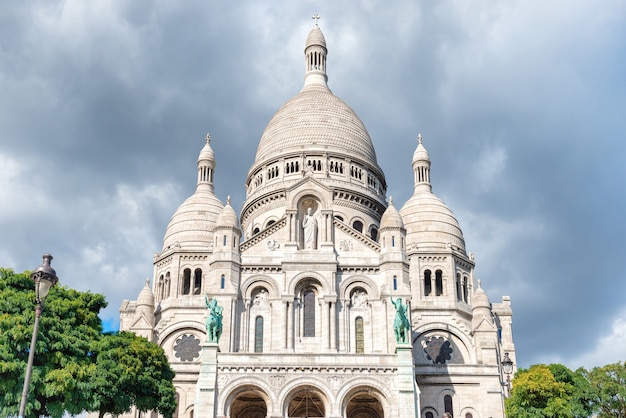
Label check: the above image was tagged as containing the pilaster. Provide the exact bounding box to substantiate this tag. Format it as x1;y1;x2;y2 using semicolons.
195;342;219;417
396;343;420;418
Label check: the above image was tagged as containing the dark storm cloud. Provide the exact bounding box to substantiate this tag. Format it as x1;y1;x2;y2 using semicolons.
2;0;625;370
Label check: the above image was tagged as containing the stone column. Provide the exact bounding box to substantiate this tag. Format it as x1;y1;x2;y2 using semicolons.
195;342;219;418
396;344;419;418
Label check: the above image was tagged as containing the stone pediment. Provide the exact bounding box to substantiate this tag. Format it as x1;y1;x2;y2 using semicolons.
130;313;153;331
334;218;380;253
240;217;287;252
473;315;497;333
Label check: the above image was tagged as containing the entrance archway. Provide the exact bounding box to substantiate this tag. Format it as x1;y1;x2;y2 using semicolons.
345;388;384;418
230;389;268;418
286;386;326;417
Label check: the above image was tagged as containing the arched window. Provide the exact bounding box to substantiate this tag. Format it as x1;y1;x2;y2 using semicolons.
254;316;264;353
335;215;344;222
303;289;315;337
182;269;191;295
220;274;225;289
355;317;364;354
253;227;260;235
392;236;396;247
223;235;227;246
370;227;378;242
353;220;363;233
393;276;398;290
158;274;164;301
193;269;202;295
456;273;462;301
444;395;453;416
165;272;170;298
424;270;432;296
463;277;469;303
466;413;473;418
425;413;434;418
435;270;443;296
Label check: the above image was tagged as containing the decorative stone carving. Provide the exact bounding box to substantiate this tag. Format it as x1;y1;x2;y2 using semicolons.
254;289;269;306
267;239;280;250
173;334;201;362
351;290;368;308
339;239;353;251
422;335;453;364
328;375;344;389
270;375;285;389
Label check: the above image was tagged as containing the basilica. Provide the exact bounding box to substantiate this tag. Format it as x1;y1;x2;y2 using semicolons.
116;21;516;418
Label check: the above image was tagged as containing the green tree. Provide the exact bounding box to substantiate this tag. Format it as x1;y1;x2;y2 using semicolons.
0;267;106;417
86;331;176;418
586;362;626;417
0;268;176;418
505;363;593;418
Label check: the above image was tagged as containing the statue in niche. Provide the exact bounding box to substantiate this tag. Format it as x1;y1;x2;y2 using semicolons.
254;289;269;306
205;295;223;343
391;297;410;343
351;290;368;308
302;207;318;249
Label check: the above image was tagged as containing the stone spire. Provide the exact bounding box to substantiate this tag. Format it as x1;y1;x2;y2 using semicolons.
303;14;328;88
412;133;431;192
197;133;216;192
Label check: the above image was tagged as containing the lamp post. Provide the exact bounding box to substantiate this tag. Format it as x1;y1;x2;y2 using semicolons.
18;254;59;418
502;352;514;397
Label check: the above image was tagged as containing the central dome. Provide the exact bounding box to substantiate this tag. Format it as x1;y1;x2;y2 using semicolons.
253;84;378;166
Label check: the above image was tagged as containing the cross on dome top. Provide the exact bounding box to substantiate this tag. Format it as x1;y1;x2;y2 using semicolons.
312;12;320;27
418;133;423;144
206;133;211;144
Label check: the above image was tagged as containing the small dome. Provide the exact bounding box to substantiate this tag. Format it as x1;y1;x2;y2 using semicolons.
216;196;239;228
162;190;224;250
380;198;404;229
137;279;154;308
400;190;465;252
198;134;215;162
473;281;490;309
306;26;326;49
413;134;430;163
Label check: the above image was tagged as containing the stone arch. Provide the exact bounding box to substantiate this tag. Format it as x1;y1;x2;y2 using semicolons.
288;271;328;295
280;383;331;418
241;275;280;300
220;380;274;418
158;325;205;365
337;379;395;418
340;276;381;301
158;321;206;346
460;406;480;418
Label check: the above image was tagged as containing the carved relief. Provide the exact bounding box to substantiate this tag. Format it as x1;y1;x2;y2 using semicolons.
339;239;353;251
267;239;280;250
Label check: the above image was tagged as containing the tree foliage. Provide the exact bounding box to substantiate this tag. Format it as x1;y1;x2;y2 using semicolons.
87;332;176;418
505;363;593;418
585;362;626;418
0;268;176;418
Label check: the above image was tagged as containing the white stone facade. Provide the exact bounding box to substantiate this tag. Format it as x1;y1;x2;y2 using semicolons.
111;23;516;418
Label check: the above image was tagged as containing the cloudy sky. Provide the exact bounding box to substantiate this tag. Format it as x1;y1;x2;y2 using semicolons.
2;0;625;371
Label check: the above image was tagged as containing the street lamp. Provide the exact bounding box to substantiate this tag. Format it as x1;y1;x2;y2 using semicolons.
18;254;59;418
502;352;514;397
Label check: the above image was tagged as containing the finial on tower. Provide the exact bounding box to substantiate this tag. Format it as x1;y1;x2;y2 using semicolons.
312;12;320;27
205;133;211;144
227;195;231;205
145;277;150;286
418;133;423;144
388;196;394;206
